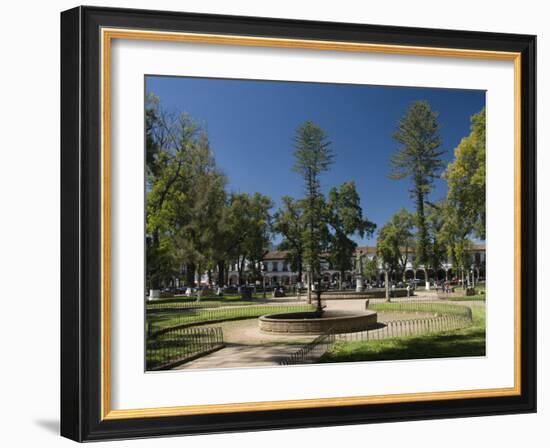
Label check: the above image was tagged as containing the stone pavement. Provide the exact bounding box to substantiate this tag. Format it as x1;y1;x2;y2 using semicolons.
174;343;300;370
175;318;317;370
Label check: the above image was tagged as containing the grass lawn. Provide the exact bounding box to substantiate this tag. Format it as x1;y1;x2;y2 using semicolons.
444;294;486;302
146;294;268;310
320;304;485;363
147;304;315;332
369;301;473;319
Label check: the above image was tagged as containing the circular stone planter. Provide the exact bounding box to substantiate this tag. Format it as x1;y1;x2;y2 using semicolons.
259;310;377;335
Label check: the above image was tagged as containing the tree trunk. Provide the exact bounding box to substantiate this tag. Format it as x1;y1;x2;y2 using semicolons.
217;260;225;286
186;263;196;286
307;270;312;304
385;270;390;302
415;189;428;265
238;256;246;285
423;268;428;290
150;228;161;290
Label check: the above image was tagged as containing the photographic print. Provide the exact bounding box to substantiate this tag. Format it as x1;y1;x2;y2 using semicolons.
144;76;487;372
61;7;536;440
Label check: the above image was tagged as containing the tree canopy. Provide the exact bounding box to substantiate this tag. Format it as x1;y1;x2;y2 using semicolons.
292;121;334;280
444;108;486;240
390;100;445;269
326;181;375;285
273;196;306;283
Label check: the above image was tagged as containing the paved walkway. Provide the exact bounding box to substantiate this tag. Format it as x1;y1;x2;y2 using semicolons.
175;318;317;370
175;343;301;370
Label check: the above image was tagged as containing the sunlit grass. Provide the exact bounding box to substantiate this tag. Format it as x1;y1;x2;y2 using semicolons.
321;305;485;363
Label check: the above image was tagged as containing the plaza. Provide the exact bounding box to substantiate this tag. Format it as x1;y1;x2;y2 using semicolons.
144;76;488;372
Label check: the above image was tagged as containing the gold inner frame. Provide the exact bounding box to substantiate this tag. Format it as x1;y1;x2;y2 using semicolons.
100;27;522;420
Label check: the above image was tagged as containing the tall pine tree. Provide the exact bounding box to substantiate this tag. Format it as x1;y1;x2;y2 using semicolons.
292;121;333;309
389;101;444;280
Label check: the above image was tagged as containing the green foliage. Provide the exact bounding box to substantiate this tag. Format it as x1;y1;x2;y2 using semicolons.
293;121;334;182
145;95;271;290
425;200;449;272
376;208;414;275
145;103;211;288
326;181;376;279
362;255;379;281
273;196;306;281
439;108;486;273
172;134;227;280
444;108;486;240
390;101;445;267
227;192;273;283
292;121;334;278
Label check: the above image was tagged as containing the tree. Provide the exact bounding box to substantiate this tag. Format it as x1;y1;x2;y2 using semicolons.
145;95;231;292
439;108;486;288
376;209;415;301
273;196;306;283
439;195;475;289
390;101;445;281
445;108;486;240
172;130;227;287
376;223;400;302
326;181;376;288
145;94;276;295
362;255;379;283
225;192;273;285
145;101;201;291
426;200;449;280
292;121;334;309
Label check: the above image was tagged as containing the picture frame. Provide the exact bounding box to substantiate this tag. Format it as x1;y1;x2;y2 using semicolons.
60;5;536;442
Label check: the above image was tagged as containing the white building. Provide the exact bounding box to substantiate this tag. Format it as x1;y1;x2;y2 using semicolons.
225;244;486;287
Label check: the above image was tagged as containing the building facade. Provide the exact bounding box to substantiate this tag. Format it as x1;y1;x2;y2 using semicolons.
225;244;486;287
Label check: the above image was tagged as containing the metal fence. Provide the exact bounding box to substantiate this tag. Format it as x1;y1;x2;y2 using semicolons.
369;301;473;321
279;330;336;366
279;313;473;366
335;314;472;342
148;303;316;336
147;300;259;313
146;326;224;371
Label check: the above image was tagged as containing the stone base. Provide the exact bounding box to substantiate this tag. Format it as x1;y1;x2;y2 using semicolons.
259;310;378;334
148;289;161;301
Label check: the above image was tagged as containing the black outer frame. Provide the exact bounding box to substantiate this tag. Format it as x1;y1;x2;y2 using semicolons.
60;5;536;442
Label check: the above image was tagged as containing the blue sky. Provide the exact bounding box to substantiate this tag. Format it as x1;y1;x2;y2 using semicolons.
146;76;485;246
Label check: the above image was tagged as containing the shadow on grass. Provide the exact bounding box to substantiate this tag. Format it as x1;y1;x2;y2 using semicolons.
320;326;486;363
